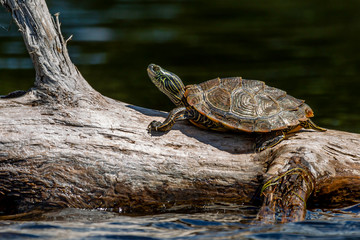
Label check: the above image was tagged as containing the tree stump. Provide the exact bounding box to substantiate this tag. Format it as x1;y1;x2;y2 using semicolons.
1;0;360;223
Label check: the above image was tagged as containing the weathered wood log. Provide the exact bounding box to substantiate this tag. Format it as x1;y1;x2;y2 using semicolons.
1;0;360;222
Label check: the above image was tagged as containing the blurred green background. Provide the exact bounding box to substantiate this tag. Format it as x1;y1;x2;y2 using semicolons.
0;0;359;133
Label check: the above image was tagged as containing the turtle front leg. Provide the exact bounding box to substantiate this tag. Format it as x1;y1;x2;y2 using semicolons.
148;107;188;132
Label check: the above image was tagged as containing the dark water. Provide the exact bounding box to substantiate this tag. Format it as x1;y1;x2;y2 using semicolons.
1;0;360;132
1;205;360;240
1;0;360;239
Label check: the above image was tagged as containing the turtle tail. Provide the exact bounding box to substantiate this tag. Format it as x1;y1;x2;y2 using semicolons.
301;119;326;132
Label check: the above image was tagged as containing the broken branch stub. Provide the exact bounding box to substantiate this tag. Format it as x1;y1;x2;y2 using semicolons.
1;0;360;224
1;0;101;105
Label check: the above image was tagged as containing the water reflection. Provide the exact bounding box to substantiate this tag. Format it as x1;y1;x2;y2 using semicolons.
0;57;32;69
1;206;360;239
0;0;359;133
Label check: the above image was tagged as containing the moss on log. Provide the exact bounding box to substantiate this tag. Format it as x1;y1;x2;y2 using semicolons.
0;0;359;223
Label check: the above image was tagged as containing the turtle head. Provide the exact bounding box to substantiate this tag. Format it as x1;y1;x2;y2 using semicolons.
147;64;185;106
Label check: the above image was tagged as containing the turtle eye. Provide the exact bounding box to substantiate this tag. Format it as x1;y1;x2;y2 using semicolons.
152;65;160;72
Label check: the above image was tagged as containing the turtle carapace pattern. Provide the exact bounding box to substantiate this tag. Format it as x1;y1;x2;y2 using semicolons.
147;64;326;151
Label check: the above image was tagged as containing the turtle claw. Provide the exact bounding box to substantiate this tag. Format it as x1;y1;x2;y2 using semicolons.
147;120;162;133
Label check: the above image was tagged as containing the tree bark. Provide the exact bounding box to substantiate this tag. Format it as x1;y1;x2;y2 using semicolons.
1;0;360;222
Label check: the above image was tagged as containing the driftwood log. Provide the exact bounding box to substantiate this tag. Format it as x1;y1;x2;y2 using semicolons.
1;0;360;223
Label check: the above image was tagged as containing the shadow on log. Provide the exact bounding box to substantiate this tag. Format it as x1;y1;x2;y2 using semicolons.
1;0;360;223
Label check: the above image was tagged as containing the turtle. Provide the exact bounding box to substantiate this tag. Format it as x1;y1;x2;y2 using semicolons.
147;64;326;151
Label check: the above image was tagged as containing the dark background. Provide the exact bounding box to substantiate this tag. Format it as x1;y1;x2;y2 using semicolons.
1;0;359;133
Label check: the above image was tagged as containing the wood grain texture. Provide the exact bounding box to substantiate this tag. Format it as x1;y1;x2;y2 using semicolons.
1;0;359;222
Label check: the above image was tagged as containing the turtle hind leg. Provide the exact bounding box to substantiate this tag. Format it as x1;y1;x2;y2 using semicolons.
148;107;188;132
300;119;326;132
255;131;286;152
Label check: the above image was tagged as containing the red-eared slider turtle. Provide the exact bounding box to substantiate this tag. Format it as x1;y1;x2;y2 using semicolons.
147;64;326;151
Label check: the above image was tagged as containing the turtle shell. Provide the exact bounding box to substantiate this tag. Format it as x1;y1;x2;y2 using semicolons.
184;77;314;132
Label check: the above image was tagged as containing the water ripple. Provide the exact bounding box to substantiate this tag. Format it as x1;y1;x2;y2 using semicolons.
0;206;360;239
